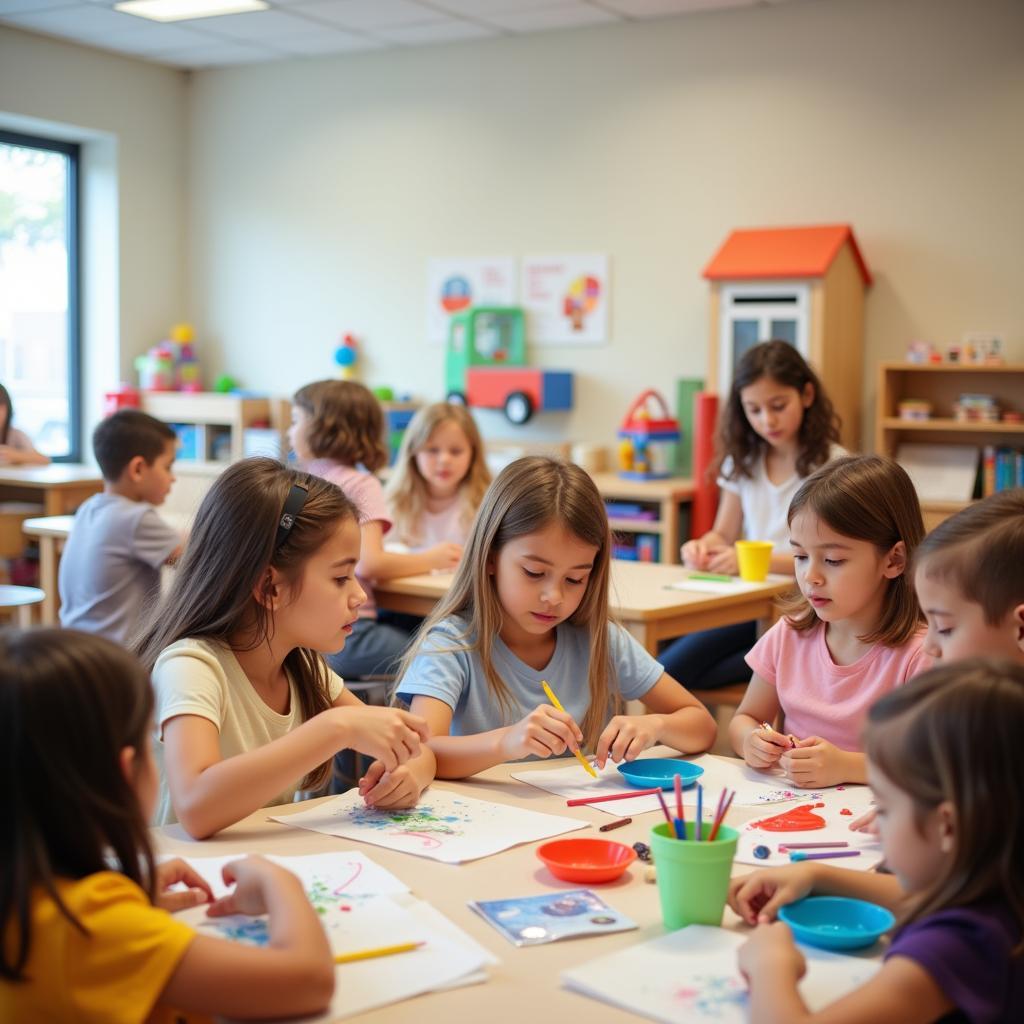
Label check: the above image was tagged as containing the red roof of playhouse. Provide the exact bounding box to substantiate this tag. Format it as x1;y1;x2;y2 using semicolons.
703;225;872;286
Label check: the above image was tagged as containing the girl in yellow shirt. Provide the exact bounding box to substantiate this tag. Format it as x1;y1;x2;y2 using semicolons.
0;628;334;1023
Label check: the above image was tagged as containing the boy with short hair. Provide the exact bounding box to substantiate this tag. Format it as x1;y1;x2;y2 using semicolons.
59;410;182;645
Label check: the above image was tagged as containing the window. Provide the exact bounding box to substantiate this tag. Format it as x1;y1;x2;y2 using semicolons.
0;129;80;461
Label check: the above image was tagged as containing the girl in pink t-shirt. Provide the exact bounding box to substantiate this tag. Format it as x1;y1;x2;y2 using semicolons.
289;381;461;680
730;454;930;787
384;402;491;552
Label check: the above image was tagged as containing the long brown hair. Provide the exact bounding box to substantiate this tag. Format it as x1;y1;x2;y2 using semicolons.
783;454;925;645
293;379;388;472
915;489;1024;624
135;458;360;790
0;383;13;446
0;629;157;981
384;403;491;547
865;658;1024;950
717;341;840;482
397;456;617;750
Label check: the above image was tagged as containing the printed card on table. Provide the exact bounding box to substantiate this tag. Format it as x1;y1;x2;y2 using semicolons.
272;789;590;864
562;924;879;1024
470;889;636;946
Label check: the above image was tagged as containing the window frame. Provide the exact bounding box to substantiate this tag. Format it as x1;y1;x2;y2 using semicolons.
0;127;82;463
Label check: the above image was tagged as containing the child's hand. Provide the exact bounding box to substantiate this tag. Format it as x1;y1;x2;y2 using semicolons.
335;705;430;772
705;545;739;576
737;921;806;985
0;444;28;465
358;760;426;809
728;864;816;925
780;736;849;788
594;714;662;769
743;724;789;768
154;858;214;912
849;806;879;835
425;542;462;571
681;539;710;569
501;704;582;761
206;856;289;918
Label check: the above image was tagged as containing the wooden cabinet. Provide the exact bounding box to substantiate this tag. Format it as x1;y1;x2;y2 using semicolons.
588;473;695;565
875;362;1024;529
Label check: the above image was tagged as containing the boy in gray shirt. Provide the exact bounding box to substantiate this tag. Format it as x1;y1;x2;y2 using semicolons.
59;410;182;645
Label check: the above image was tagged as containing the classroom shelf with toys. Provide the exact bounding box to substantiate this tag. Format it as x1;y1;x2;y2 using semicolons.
875;362;1024;530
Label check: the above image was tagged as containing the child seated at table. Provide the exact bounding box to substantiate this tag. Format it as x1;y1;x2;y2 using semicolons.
0;382;50;465
396;456;717;779
58;410;182;645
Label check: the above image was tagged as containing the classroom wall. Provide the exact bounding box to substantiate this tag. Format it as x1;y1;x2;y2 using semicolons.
0;26;188;438
187;0;1024;450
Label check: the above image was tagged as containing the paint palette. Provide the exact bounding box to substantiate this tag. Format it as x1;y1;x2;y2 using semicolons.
536;838;637;883
617;759;704;791
779;897;895;951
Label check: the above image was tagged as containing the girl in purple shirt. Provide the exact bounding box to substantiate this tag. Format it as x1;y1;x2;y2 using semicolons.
729;658;1024;1024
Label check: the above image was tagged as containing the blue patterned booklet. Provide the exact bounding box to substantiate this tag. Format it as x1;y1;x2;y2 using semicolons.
469;889;636;946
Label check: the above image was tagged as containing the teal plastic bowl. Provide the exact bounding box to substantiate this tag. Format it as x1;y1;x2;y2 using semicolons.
779;896;895;950
616;759;704;791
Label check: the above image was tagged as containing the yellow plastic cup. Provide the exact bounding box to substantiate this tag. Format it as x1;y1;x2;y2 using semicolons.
735;540;773;582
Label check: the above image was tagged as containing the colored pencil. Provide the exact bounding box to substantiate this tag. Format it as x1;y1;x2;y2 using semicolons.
674;774;687;839
599;817;632;832
695;783;703;841
541;680;597;778
688;572;733;583
789;850;862;863
780;842;850;851
334;941;424;964
760;721;794;749
566;787;661;806
707;788;735;842
655;790;676;832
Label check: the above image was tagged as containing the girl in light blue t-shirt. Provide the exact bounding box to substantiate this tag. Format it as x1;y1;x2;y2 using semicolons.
397;456;717;779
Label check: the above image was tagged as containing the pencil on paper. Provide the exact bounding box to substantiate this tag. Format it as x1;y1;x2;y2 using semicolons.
599;817;632;832
566;788;661;806
780;842;850;851
334;941;424;964
541;680;597;778
789;850;862;863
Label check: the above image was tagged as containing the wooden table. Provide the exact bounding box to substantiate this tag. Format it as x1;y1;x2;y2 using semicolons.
22;511;190;625
0;464;103;516
153;755;880;1023
376;560;792;655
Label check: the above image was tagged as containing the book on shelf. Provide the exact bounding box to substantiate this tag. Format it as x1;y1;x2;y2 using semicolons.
895;443;979;503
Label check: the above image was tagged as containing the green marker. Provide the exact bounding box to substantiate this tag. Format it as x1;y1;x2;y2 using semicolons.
688;572;733;583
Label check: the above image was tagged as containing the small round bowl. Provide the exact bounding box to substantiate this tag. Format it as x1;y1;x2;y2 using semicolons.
536;838;637;883
779;896;895;950
616;758;704;791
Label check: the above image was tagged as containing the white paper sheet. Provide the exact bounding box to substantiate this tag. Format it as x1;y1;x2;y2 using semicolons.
512;753;858;815
664;574;789;596
272;789;590;864
562;924;879;1024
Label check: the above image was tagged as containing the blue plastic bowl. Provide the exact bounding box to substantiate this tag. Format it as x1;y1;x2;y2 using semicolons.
779;896;895;950
616;758;704;791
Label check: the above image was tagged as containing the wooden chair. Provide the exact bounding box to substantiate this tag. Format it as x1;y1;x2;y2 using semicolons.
0;502;44;584
689;682;749;757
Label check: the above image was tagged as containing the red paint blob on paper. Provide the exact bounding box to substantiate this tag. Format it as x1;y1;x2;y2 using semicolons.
751;803;827;832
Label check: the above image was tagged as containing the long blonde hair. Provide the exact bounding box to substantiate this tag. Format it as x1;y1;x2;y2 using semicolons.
384;403;491;547
397;456;619;750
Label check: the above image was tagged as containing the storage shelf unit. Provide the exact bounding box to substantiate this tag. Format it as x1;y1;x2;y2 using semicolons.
876;362;1024;529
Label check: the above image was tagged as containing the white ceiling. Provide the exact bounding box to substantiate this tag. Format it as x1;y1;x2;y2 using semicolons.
0;0;802;69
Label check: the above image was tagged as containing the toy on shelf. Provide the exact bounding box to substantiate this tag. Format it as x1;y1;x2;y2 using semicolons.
334;333;359;381
135;323;203;392
617;390;681;480
213;375;238;394
905;340;941;364
445;306;573;426
103;383;141;417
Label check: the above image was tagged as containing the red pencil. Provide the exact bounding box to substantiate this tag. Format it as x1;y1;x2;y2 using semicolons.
707;789;735;842
566;787;661;806
674;773;683;820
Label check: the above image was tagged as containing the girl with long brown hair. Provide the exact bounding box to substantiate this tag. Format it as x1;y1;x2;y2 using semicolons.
396;456;716;778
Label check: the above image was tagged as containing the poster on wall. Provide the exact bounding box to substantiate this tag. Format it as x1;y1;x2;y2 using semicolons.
426;257;517;344
521;253;609;345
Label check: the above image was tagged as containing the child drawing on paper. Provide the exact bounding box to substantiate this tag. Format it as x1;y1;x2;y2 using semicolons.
729;660;1024;1024
674;975;748;1017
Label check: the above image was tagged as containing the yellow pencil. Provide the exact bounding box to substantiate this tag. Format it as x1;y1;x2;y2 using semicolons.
541;680;598;778
334;941;424;965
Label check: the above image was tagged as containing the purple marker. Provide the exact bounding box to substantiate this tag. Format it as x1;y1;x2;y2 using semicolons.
780;842;850;851
789;850;862;862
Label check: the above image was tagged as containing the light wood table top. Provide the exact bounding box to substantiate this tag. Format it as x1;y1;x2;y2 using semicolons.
155;753;847;1024
376;560;793;655
0;463;103;516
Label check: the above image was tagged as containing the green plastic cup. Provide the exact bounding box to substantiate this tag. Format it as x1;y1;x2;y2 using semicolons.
735;540;773;582
650;822;739;929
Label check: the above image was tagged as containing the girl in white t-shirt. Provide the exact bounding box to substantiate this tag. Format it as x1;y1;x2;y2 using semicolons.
659;341;844;688
0;382;49;465
135;458;432;838
385;402;491;552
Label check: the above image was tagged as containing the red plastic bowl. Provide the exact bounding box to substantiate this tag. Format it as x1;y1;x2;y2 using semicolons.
536;838;637;883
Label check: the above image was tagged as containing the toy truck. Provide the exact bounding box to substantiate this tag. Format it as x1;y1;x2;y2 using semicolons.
445;306;573;425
